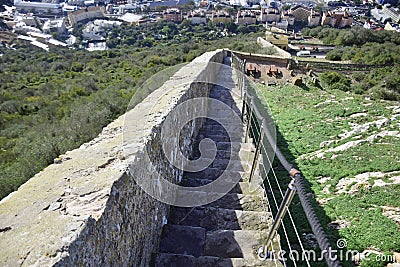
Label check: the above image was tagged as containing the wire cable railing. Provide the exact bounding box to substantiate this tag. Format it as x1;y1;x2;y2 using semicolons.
248;123;297;267
230;52;342;267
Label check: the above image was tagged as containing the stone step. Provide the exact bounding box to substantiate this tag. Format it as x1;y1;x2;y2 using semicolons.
168;207;272;231
209;94;241;103
192;147;255;162
208;99;241;109
159;224;205;257
209;89;235;96
196;133;247;143
153;252;195;267
210;159;249;172
202;135;253;145
208;92;237;98
183;167;255;181
207;98;242;109
182;164;264;182
198;126;243;134
188;152;256;177
180;178;265;195
206;110;242;119
206;193;268;212
197;129;246;139
216;142;254;152
183;167;224;180
218;149;254;161
209;89;241;97
156;227;283;266
202;119;244;126
208;94;242;104
201;125;247;133
153;252;282;267
207;107;242;117
203;230;283;266
171;190;268;211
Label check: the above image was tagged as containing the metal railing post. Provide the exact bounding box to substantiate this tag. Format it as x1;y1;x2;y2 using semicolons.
248;122;263;183
241;92;247;122
259;176;297;259
245;103;252;143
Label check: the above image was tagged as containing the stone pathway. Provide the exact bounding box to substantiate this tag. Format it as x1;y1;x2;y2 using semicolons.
152;58;283;267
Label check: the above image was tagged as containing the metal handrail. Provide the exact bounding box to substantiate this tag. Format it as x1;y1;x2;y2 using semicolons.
230;52;342;267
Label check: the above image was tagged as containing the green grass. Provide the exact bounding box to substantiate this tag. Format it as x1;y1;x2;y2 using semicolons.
255;83;400;266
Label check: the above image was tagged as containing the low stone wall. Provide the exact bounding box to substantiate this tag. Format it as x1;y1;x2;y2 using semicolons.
256;37;292;59
0;49;226;266
295;59;391;72
232;50;290;67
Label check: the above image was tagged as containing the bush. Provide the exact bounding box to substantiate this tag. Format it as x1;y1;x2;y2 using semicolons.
320;71;352;92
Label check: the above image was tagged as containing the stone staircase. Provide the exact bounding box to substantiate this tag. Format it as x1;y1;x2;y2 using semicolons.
152;58;283;267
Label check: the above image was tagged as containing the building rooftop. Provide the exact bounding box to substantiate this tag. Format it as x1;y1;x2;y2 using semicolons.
28;31;52;39
14;1;61;9
119;12;142;23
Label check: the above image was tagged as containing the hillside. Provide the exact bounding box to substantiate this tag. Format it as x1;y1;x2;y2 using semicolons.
0;30;273;200
258;83;400;266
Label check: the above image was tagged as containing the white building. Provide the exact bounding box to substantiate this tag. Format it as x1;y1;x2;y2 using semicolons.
382;5;400;23
236;10;257;24
62;4;78;12
275;19;289;30
13;22;41;33
260;7;280;23
119;13;143;24
42;19;66;34
371;8;391;23
86;40;107;51
14;0;61;14
229;0;248;7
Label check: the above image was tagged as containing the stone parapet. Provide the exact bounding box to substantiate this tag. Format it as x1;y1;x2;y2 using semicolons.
0;49;226;266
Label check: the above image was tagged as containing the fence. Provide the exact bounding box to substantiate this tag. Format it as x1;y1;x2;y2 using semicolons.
231;52;343;267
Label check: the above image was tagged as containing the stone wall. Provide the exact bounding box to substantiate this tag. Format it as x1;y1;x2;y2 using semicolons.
294;59;391;72
0;49;226;266
232;50;290;67
256;37;292;59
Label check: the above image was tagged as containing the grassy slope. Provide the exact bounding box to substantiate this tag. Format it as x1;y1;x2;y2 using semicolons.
0;29;270;200
257;84;400;266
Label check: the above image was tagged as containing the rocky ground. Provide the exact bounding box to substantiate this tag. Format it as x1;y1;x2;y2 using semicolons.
257;83;400;266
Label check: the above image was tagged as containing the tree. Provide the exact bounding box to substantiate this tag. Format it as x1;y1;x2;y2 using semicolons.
155;5;168;11
180;19;192;29
225;21;237;33
237;25;249;34
314;3;323;13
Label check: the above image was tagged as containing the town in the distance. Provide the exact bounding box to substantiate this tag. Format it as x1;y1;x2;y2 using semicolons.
0;0;399;52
